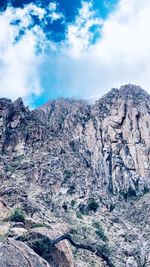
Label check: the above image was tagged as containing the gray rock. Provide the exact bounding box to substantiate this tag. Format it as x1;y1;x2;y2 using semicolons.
0;238;50;267
0;85;150;267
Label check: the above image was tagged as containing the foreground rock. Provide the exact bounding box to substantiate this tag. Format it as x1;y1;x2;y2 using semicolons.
0;238;50;267
17;227;75;267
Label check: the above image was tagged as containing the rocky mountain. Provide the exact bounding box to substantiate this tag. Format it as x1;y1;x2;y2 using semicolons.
0;84;150;267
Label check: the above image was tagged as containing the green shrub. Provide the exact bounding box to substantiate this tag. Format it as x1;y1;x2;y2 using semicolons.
98;243;111;256
62;203;68;211
62;170;72;184
30;236;51;258
92;221;100;229
109;203;115;212
127;187;137;197
93;221;107;242
70;200;76;207
87;199;99;212
122;186;137;200
9;208;26;223
78;203;88;215
95;229;107;241
32;223;48;228
69;228;78;234
143;186;150;194
76;211;83;219
67;185;76;195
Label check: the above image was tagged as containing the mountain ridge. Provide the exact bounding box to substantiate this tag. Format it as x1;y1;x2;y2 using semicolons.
0;84;150;266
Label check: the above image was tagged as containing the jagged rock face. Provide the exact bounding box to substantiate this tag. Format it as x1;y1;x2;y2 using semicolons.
0;85;150;211
92;85;150;196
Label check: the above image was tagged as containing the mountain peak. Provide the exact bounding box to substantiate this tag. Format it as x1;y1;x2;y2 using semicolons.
119;84;150;98
97;84;150;108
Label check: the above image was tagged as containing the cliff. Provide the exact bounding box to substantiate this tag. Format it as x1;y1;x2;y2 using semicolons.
0;84;150;266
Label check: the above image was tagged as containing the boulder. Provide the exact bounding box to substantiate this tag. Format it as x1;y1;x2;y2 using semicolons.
17;226;75;267
0;238;50;267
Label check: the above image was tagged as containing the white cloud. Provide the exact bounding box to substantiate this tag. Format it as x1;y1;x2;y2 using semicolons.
1;0;150;105
48;1;64;22
48;0;150;99
89;0;150;95
0;2;62;104
49;2;57;12
66;1;103;58
0;5;45;103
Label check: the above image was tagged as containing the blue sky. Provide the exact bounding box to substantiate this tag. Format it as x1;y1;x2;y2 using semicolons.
0;0;150;106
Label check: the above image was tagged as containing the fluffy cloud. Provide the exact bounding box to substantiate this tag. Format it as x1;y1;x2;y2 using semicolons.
66;2;103;58
0;2;61;104
0;5;43;103
1;0;150;105
48;2;64;22
48;0;150;99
